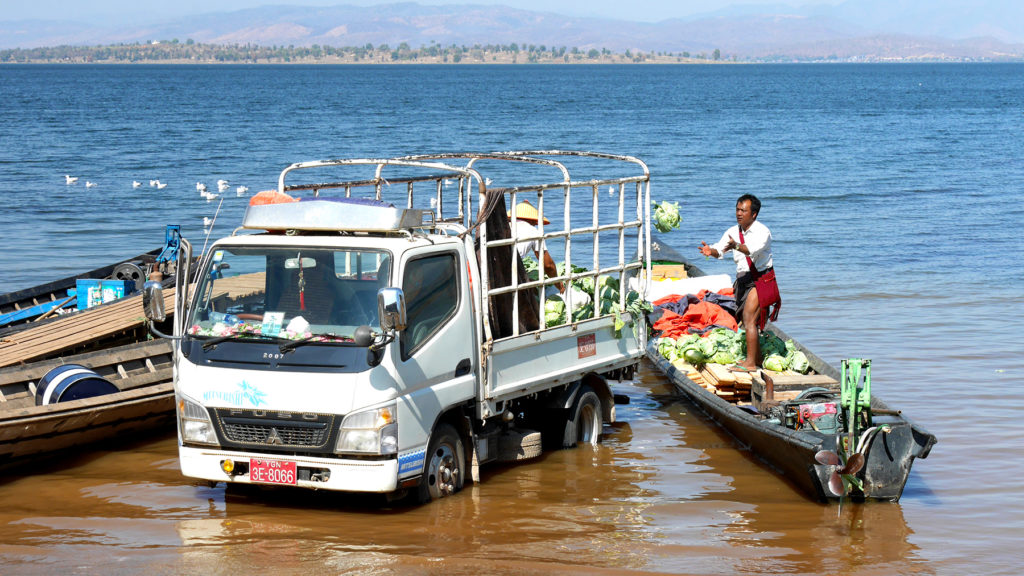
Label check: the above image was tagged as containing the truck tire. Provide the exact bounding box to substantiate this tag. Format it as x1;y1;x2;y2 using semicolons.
497;430;543;462
560;385;602;448
416;423;465;503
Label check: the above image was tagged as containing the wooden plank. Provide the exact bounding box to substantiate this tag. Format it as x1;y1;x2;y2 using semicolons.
700;366;720;387
752;373;839;391
651;264;689;280
705;363;737;385
0;289;175;368
0;340;173;384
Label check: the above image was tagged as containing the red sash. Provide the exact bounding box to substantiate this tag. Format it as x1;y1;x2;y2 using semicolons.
739;227;780;329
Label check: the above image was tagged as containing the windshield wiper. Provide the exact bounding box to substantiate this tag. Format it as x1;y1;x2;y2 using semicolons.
279;334;354;353
198;333;288;351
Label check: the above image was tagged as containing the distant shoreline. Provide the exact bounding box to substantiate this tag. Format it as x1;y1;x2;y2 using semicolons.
4;42;1014;65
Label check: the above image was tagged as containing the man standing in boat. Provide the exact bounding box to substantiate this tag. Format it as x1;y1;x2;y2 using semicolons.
699;194;777;371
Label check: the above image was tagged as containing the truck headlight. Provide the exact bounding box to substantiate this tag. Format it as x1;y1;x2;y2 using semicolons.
177;394;219;446
336;404;397;455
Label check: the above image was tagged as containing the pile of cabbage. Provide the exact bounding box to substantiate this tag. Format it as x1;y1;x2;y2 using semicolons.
653;200;682;233
657;328;811;373
542;267;651;334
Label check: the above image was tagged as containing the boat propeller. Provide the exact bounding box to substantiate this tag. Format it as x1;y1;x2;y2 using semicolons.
815;449;865;497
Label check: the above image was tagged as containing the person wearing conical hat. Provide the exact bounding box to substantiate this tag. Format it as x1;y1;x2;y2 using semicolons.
509;200;562;293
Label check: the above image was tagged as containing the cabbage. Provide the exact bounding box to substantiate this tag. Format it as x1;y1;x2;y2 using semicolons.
521;255;539;281
565;286;592;311
763;354;788;372
711;350;736;365
544;296;567;327
597;275;620;293
558;262;592;292
760;332;788;358
699;337;718;358
653;200;682;233
676;334;700;348
572;302;594;322
658;337;676;358
789;350;810;374
784;339;797;355
683;347;705;364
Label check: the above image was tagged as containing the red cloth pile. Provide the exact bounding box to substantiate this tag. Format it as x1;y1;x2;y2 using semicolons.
652;289;737;339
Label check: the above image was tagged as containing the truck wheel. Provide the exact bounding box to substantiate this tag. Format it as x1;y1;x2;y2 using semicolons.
561;385;602;448
417;423;465;503
497;430;543;461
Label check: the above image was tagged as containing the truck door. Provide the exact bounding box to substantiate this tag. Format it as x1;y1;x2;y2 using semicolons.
392;248;477;464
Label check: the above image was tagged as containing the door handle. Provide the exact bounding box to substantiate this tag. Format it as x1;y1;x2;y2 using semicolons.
455;358;472;377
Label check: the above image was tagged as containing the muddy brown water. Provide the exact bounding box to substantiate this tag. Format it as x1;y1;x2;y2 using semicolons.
0;358;1008;575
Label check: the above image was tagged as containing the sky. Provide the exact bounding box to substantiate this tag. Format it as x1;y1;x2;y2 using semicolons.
0;0;846;24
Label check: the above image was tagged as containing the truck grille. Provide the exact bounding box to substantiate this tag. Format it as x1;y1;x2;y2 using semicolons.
213;409;338;451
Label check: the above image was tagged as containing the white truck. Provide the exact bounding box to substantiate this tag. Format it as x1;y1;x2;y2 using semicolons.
144;151;653;502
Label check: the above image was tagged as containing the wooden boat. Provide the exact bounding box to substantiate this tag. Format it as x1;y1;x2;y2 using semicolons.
0;339;175;468
644;241;936;502
0;248;161;330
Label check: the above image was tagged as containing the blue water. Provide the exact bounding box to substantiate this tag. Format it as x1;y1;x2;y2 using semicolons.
1;63;1023;574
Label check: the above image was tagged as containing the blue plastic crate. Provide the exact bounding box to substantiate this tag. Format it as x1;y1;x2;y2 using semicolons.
75;279;128;310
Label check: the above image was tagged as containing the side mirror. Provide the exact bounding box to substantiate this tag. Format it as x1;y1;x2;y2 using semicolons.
143;280;166;322
377;287;407;332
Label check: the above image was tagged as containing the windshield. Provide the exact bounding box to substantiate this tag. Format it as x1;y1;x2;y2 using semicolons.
187;246;391;342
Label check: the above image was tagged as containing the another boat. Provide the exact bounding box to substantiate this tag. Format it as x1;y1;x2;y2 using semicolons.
0;339;175;468
643;241;936;502
0;248;161;330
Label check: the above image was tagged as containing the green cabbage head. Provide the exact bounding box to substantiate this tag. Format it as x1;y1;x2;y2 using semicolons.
653;200;682;233
544;296;567;327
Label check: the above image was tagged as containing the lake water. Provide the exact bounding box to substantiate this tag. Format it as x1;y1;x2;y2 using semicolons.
0;63;1022;574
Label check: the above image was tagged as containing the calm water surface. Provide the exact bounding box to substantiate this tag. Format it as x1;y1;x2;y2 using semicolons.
0;63;1022;574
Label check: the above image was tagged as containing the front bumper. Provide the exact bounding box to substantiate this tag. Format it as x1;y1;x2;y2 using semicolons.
179;445;400;493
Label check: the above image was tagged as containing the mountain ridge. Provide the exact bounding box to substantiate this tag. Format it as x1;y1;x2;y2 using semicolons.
2;2;1022;61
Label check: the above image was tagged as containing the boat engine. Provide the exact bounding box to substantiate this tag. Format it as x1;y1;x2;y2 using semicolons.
765;387;842;435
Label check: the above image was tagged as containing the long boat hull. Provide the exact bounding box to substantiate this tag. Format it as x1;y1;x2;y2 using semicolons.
0;248;161;331
0;339;175;468
645;242;936;501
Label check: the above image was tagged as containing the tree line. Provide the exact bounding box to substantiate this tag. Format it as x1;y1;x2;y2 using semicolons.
0;40;728;64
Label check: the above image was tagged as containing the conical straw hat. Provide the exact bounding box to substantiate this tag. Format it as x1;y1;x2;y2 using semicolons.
508;201;550;224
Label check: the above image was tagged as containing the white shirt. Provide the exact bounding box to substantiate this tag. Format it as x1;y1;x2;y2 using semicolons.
712;220;773;274
512;220;559;297
513;220;543;259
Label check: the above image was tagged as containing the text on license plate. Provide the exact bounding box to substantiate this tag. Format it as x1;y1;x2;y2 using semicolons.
249;459;297;485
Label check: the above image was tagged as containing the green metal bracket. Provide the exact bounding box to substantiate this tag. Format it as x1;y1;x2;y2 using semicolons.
841;358;872;410
840;358;873;452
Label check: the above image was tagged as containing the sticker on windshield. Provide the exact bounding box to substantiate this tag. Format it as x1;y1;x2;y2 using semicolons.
261;312;284;336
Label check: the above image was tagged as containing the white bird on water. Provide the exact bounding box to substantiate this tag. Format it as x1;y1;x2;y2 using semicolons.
203;216;213;228
149;179;158;187
132;181;142;188
217;182;230;193
86;181;97;188
65;175;78;185
155;181;168;189
196;182;207;193
203;192;220;201
236;185;249;196
216;179;228;187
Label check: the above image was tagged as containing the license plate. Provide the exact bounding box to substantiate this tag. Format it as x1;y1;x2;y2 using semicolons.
249;459;297;485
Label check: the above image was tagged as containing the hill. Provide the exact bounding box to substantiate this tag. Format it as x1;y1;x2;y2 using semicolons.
2;2;1023;62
